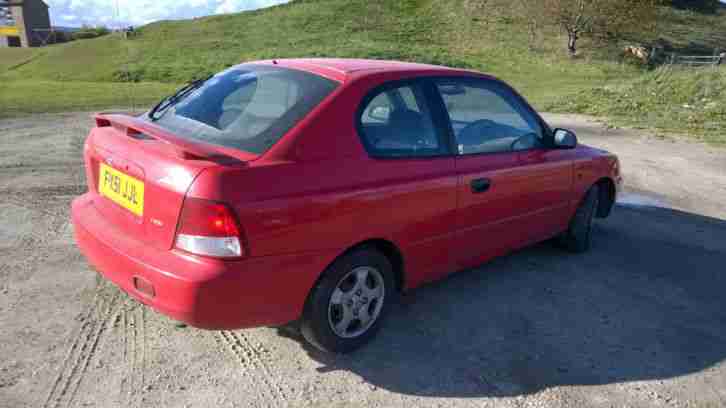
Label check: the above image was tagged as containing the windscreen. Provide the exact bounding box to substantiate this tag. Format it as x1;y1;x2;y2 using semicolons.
150;64;338;154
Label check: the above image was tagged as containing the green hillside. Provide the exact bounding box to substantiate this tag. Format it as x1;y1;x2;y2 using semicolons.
0;48;38;71
544;4;726;145
548;66;726;145
1;0;725;138
4;0;603;81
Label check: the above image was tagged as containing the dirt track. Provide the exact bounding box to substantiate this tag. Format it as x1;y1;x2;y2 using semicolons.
1;112;725;408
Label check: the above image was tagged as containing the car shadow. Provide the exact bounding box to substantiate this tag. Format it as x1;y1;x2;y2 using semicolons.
277;204;726;397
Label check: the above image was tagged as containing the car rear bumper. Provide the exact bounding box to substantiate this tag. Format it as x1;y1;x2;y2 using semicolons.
71;193;336;329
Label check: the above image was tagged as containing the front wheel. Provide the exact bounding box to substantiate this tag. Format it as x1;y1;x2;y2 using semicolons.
301;248;395;353
558;185;600;253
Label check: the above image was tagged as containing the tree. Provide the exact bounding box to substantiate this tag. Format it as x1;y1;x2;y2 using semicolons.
538;0;659;56
513;0;544;50
72;25;110;40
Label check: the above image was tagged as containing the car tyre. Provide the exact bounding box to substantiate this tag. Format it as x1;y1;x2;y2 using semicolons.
301;248;396;353
559;185;600;253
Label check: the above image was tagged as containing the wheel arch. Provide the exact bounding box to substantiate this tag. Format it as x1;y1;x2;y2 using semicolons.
595;177;616;218
298;238;405;353
310;238;405;297
300;238;406;321
339;239;405;292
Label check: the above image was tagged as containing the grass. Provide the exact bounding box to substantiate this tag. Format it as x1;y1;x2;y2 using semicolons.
540;5;726;145
0;80;177;118
0;47;40;72
546;66;726;145
0;0;725;143
653;6;726;56
0;0;638;114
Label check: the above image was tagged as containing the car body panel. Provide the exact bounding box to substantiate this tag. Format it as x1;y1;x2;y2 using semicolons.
72;58;621;330
73;194;339;328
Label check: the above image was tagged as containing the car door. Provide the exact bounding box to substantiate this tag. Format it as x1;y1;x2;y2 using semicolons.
432;77;571;270
516;146;576;246
356;79;458;287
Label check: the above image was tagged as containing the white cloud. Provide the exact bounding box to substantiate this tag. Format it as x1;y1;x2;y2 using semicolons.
215;0;275;14
46;0;289;28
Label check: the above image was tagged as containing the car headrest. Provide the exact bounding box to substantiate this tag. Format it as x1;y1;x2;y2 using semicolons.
388;109;424;131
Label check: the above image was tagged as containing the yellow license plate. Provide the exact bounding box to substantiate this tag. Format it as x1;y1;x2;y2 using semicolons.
99;163;145;216
0;27;19;36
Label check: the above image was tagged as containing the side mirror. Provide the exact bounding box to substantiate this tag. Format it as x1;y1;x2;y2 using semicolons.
553;128;577;149
369;106;391;122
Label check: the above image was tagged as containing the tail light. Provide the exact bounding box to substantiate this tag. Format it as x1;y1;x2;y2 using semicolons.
174;198;245;258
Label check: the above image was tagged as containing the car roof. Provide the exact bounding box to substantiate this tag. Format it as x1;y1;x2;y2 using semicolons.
251;58;477;83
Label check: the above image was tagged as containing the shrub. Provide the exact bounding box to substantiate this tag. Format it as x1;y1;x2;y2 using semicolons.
72;26;110;40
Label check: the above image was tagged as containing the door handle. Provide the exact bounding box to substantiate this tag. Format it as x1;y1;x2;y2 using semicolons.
470;178;491;193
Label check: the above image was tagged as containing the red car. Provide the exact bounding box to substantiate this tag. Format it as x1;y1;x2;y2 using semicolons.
72;59;621;353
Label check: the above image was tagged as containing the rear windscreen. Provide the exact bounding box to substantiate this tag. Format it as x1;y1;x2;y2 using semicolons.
150;64;338;154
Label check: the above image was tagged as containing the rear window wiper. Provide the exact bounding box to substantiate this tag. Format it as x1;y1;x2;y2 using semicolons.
148;74;214;121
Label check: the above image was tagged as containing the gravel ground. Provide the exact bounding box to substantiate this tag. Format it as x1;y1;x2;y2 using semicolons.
1;112;725;408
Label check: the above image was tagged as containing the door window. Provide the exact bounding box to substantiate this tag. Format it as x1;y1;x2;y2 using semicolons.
436;80;544;155
358;83;445;158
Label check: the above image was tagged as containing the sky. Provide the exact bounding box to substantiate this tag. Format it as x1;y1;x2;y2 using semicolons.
46;0;290;28
41;0;726;28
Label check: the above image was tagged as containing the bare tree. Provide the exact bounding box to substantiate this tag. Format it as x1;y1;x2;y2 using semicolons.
513;0;543;50
538;0;659;56
468;0;659;56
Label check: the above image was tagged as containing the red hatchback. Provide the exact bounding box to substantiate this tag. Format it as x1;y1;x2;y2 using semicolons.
72;59;621;352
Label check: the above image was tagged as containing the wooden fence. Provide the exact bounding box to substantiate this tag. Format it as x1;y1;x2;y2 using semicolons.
666;51;724;68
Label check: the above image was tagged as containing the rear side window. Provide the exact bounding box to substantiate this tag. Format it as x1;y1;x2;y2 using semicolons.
358;83;445;158
152;64;338;154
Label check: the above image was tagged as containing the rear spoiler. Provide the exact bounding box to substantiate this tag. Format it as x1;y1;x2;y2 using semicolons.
93;113;252;165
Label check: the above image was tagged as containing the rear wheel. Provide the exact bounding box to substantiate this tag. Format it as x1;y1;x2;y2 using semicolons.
301;248;395;353
559;185;600;253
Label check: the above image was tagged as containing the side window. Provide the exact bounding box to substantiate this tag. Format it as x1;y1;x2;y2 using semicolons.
436;80;544;155
361;92;393;125
397;87;420;112
358;83;445;158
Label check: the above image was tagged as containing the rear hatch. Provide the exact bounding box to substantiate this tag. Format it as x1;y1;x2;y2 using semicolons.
83;113;251;250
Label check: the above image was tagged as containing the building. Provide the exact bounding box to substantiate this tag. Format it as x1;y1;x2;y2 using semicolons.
0;0;51;48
